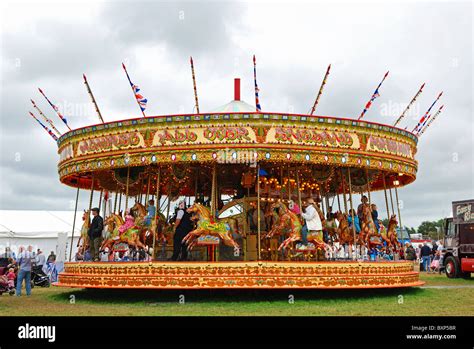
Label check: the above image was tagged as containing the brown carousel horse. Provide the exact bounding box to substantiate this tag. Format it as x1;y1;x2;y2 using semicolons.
266;201;302;250
182;203;240;252
101;213;147;252
334;211;355;247
359;203;383;249
267;201;327;252
77;210;90;249
387;214;402;251
130;201;166;250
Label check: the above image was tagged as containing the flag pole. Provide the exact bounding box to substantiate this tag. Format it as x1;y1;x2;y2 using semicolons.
28;112;59;141
310;64;331;115
253;55;262;112
190;57;200;114
83;74;105;123
412;92;443;133
122;63;147;118
38;88;72;131
30;100;61;136
393;83;425;127
419;105;444;136
358;71;389;121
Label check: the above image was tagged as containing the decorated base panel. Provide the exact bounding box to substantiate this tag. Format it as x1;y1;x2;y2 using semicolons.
54;261;423;289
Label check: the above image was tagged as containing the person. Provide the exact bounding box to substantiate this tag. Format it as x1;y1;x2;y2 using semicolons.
357;195;369;220
35;249;46;271
405;243;416;261
47;251;56;263
430;250;442;273
99;248;109;262
288;200;301;215
300;198;323;250
420;242;432;272
2;247;16;263
371;204;380;231
431;241;438;259
119;209;136;235
347;209;361;233
144;199;156;226
326;206;333;220
171;200;194;261
6;267;16;290
74;247;84;262
88;207;104;262
15;246;33;296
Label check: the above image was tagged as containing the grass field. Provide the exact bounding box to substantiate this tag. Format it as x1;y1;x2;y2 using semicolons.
1;273;472;316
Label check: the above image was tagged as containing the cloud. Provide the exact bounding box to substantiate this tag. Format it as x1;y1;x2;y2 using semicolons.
0;1;472;230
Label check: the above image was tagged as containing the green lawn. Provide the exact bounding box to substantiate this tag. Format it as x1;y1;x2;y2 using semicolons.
1;273;472;316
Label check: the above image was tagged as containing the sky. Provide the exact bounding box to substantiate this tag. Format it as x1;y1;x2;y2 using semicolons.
0;0;472;229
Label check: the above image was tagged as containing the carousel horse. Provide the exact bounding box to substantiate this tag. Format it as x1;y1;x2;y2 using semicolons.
77;210;90;249
182;203;240;252
334;211;355;246
359;204;383;249
130;201;166;250
100;213;147;252
267;201;327;251
387;214;402;251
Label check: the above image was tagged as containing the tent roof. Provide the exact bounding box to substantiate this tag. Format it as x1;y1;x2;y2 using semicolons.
0;210;81;238
210;99;255;113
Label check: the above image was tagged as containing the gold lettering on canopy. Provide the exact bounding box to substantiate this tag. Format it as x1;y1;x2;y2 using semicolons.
268;127;358;148
77;132;143;156
367;135;412;158
153;126;255;146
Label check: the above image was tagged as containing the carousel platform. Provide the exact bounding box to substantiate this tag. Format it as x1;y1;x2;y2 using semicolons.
53;260;424;289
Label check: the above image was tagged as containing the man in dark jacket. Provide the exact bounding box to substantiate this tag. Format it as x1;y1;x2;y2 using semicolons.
88;207;104;262
171;201;194;261
420;242;432;272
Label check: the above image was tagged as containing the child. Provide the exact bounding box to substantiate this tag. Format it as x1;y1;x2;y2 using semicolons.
371;204;380;231
6;268;16;289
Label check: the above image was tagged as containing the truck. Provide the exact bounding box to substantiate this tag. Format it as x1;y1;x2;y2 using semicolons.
443;199;474;278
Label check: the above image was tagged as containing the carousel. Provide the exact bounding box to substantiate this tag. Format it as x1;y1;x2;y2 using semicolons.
34;60;425;289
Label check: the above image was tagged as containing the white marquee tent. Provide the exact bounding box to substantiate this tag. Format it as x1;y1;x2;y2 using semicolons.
0;210;82;261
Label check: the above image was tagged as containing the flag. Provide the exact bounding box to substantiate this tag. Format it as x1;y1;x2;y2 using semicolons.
358;71;389;120
253;55;262;112
122;63;148;113
38;88;70;130
29;112;58;141
412;91;443;133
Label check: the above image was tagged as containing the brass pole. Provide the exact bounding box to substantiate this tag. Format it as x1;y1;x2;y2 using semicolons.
340;168;348;215
296;168;303;214
389;184;395;216
347;168;357;259
395;184;403;233
113;191;118;214
280;166;284;200
98;189;103;212
118;191;122;216
68;187;80;262
88;176;95;216
257;163;261;260
287;165;291;201
152;168;161;261
382;173;390;221
125;167;130;212
365;168;372;206
145;174;151;205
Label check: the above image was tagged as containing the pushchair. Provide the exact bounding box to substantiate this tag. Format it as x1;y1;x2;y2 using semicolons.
31;265;50;288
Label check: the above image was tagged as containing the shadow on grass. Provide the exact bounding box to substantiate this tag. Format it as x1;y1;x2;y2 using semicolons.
50;287;425;305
